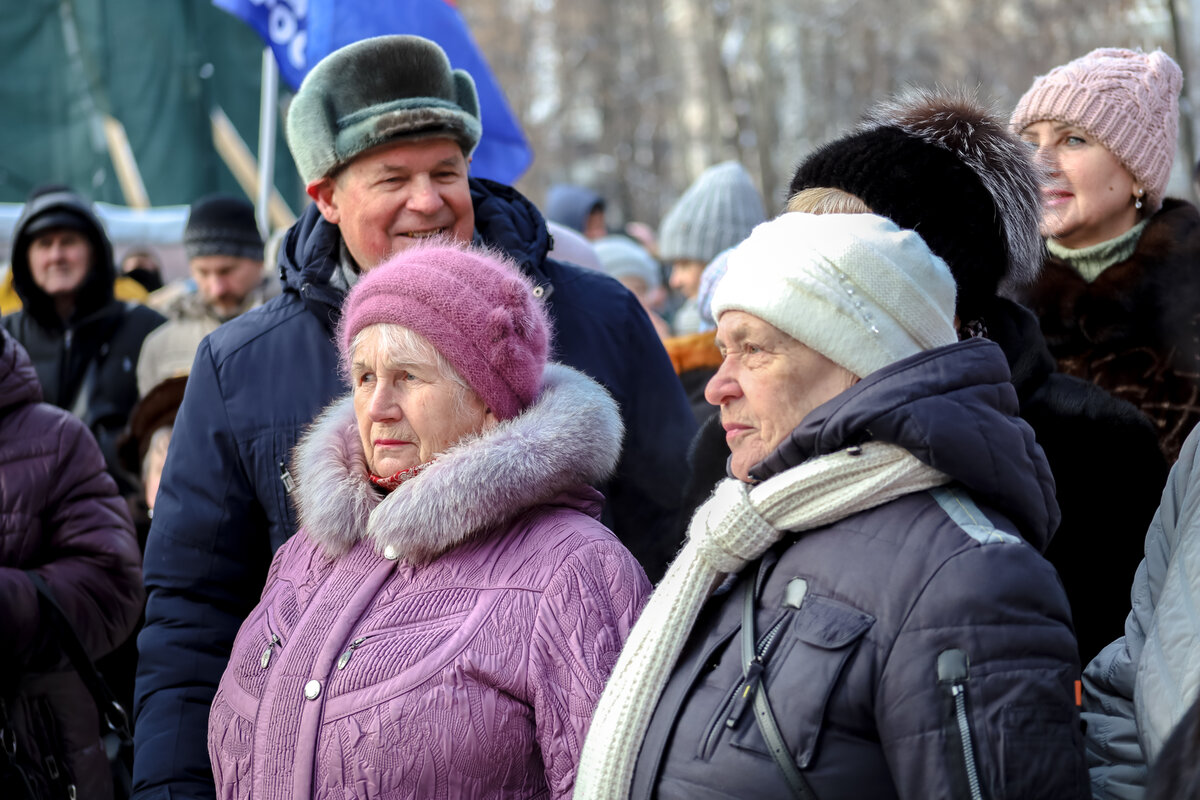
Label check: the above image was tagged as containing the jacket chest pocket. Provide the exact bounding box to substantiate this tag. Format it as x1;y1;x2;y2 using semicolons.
727;593;874;769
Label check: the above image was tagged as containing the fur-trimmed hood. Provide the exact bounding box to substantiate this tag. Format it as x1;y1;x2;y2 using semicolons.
292;362;624;562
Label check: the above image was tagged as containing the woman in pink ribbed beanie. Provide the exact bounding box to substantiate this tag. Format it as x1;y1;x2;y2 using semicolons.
1012;47;1181;238
1009;47;1200;464
206;235;650;799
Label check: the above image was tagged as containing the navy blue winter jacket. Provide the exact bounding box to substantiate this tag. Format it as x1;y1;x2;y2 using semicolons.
132;179;695;799
632;339;1090;799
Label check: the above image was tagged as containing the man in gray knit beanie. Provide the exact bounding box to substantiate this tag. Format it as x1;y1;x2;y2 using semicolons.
658;161;766;335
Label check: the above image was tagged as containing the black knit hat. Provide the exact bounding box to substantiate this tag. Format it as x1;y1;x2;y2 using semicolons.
789;89;1044;325
183;194;264;261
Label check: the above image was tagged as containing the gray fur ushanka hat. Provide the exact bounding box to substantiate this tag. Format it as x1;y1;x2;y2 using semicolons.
286;35;482;186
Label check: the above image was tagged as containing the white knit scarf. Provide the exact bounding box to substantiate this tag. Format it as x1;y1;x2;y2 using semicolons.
574;441;950;799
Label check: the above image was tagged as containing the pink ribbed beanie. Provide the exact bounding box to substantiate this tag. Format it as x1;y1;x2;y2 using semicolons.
1011;47;1182;211
338;240;551;420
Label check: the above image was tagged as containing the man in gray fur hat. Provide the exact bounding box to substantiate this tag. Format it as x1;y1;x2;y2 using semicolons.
132;35;694;799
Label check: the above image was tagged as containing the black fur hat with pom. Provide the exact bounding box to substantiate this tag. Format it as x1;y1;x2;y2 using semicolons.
789;89;1044;326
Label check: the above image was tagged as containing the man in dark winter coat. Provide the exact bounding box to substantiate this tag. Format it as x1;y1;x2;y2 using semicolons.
132;35;695;800
2;185;165;493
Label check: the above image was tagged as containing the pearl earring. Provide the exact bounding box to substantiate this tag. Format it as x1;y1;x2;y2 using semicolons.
1135;189;1145;210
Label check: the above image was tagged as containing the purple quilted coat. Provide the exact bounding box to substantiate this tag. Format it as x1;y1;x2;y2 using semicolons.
0;329;142;799
208;364;651;799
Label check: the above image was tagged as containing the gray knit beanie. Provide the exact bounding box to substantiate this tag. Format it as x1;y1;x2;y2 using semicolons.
593;235;662;290
658;162;767;264
286;35;481;186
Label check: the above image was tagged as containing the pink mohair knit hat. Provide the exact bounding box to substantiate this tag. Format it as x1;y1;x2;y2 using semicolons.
1011;47;1183;212
338;240;551;420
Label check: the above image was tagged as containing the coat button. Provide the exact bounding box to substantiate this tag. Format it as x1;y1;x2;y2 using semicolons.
382;544;399;561
304;679;321;700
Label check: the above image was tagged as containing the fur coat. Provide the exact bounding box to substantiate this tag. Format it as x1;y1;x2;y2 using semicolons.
208;363;651;800
1014;199;1200;462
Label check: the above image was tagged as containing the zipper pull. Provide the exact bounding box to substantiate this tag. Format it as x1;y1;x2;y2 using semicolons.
337;637;367;670
783;578;808;609
725;659;765;728
279;461;296;494
260;633;280;669
937;648;969;684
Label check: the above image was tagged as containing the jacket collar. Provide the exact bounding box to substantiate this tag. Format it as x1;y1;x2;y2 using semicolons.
293;363;623;562
753;338;1059;551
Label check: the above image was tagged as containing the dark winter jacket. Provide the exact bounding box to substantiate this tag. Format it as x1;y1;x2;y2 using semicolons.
985;296;1166;663
133;178;694;800
680;296;1167;665
0;330;143;800
633;339;1088;799
1013;199;1200;463
2;189;165;488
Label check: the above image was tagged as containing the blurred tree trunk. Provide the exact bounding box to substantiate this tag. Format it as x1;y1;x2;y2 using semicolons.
461;0;1170;228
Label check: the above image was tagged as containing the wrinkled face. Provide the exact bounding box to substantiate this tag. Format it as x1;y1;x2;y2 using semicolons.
1020;120;1141;249
669;259;705;299
706;311;859;482
309;138;476;271
28;228;92;298
351;326;492;477
190;254;264;316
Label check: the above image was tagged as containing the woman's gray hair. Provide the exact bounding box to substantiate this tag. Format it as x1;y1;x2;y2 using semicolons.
348;323;480;416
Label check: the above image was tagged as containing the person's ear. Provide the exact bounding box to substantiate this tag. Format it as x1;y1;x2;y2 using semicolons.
307;177;341;224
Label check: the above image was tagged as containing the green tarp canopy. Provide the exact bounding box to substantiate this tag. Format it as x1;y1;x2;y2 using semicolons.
0;0;304;212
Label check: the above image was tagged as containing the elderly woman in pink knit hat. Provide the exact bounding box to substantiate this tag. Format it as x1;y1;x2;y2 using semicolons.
1011;47;1200;462
206;240;650;799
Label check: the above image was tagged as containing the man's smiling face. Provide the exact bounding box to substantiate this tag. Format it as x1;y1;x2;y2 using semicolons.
309;137;475;271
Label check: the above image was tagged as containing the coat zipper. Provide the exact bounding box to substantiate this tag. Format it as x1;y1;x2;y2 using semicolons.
938;648;983;800
260;606;285;669
336;637;368;670
698;611;789;759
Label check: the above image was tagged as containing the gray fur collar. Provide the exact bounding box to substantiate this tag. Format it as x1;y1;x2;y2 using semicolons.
292;363;623;563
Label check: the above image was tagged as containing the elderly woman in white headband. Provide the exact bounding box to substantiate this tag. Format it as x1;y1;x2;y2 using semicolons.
575;212;1089;800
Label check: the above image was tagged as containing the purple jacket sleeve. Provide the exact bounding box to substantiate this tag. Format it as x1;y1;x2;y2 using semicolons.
3;410;142;665
527;539;651;798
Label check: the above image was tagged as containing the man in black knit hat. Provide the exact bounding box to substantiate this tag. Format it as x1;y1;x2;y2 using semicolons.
136;194;276;396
